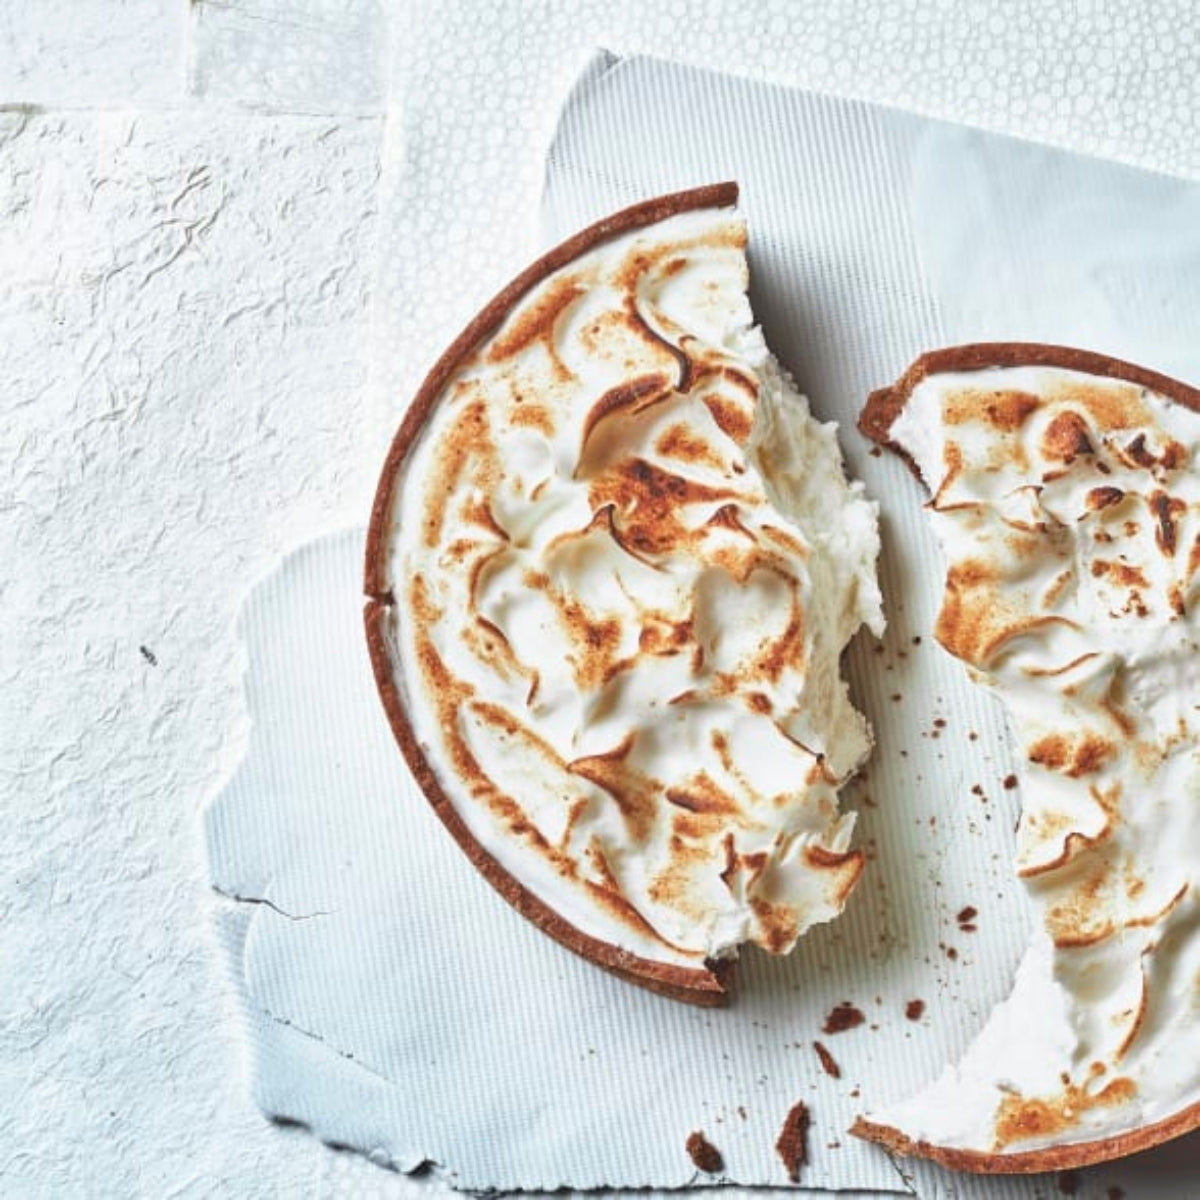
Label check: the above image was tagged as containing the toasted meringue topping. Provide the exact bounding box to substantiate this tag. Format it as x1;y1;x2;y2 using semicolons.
373;202;882;974
869;361;1200;1154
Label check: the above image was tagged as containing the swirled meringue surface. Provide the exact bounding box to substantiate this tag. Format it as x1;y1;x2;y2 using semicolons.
867;361;1199;1156
375;203;882;974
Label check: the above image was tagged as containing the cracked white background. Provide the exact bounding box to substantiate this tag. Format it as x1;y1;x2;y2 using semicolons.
4;2;1199;1197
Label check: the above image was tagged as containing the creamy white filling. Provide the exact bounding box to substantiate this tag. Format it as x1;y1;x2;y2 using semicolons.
381;206;882;969
868;364;1200;1151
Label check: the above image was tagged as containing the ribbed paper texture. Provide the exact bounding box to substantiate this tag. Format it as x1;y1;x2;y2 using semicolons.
207;54;1200;1196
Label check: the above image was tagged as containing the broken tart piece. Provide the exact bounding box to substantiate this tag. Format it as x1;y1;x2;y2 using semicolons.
855;343;1200;1170
364;184;882;1004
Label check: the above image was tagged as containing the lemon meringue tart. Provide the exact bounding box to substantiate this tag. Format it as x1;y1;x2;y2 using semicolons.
854;344;1200;1170
364;184;882;1004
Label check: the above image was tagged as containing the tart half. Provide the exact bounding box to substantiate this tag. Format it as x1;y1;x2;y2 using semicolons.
364;185;882;1003
854;344;1200;1169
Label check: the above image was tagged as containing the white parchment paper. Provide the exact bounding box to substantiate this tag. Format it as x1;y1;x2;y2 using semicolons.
206;54;1200;1196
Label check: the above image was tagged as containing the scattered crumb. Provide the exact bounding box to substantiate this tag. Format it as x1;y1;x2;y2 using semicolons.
912;636;922;645
1057;1169;1080;1195
933;717;946;729
1003;774;1018;790
813;1041;841;1079
775;1101;810;1182
737;1105;747;1120
686;1130;723;1174
889;693;902;702
968;730;979;741
139;644;158;666
905;999;925;1021
822;1002;865;1034
869;446;882;457
957;905;978;927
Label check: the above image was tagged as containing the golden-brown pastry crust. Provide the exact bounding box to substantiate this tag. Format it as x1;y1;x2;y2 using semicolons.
853;342;1200;1170
364;184;740;1006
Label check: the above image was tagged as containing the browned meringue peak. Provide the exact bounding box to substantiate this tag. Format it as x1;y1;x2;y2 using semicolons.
854;345;1200;1170
364;186;882;1002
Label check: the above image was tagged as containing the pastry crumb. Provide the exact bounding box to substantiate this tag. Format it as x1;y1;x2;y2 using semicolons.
822;1002;865;1034
813;1040;841;1078
686;1130;723;1174
775;1101;810;1182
